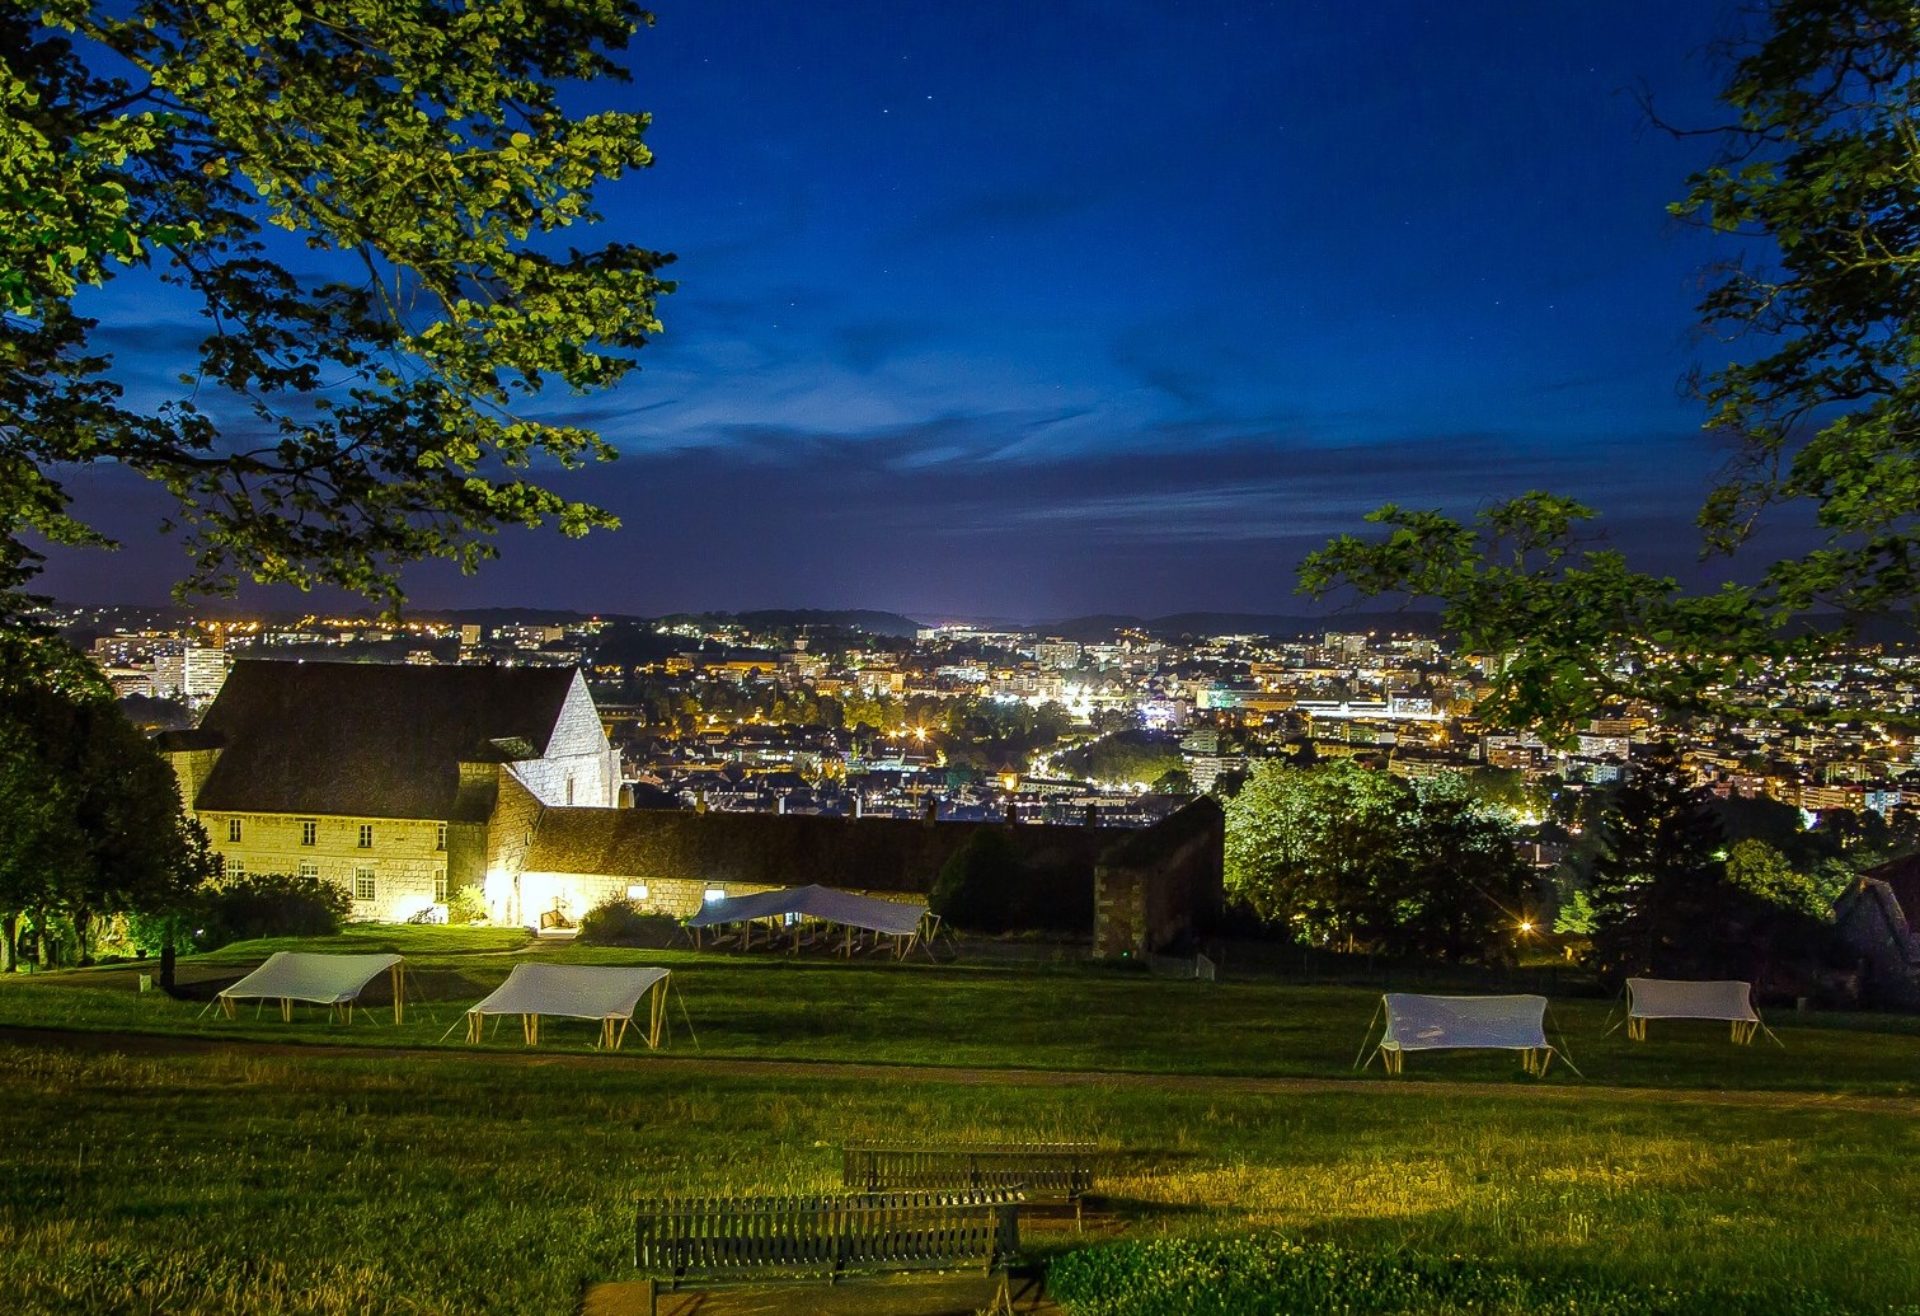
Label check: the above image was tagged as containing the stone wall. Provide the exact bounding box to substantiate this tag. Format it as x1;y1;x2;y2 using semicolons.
484;771;548;925
519;870;925;923
199;810;451;924
163;746;222;814
1092;798;1225;958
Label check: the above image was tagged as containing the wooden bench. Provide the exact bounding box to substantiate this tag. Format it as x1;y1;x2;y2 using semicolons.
842;1142;1097;1228
633;1188;1023;1315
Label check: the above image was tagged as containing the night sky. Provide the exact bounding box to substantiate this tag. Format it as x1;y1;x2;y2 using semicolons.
43;1;1759;622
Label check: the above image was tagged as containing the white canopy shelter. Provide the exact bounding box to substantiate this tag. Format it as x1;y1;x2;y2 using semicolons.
460;963;678;1050
1620;978;1776;1045
1358;992;1573;1077
687;884;931;957
213;951;410;1024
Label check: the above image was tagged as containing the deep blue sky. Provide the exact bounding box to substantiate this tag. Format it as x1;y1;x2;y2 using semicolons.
44;0;1762;621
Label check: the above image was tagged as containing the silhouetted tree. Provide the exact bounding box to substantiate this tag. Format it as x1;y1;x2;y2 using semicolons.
1588;744;1735;981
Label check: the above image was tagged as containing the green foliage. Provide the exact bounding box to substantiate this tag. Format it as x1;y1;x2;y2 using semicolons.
443;884;489;927
1056;730;1184;787
940;699;1075;773
1223;761;1530;962
1725;839;1836;919
1151;766;1194;795
1586;746;1838;986
1046;1234;1889;1316
1;0;670;615
1554;887;1599;936
0;652;208;968
188;872;349;950
577;895;652;945
928;827;1029;934
1587;744;1738;982
1300;1;1920;736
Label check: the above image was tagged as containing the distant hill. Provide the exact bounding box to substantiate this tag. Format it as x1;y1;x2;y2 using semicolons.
701;609;928;638
1037;611;1446;642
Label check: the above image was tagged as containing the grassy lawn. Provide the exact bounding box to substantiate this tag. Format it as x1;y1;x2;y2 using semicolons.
4;1041;1919;1313
2;925;1919;1093
4;928;1920;1313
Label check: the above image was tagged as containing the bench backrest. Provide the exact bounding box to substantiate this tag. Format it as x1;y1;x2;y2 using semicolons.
842;1142;1097;1199
634;1189;1022;1283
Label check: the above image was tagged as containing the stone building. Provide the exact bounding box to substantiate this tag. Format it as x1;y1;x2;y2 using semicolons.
157;659;1223;950
159;660;619;924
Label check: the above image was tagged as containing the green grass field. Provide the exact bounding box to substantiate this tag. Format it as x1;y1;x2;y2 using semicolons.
2;927;1919;1313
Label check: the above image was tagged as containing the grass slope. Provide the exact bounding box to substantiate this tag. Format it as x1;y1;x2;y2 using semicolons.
2;926;1918;1093
3;928;1920;1313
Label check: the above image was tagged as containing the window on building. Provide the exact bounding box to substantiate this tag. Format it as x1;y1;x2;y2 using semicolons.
300;820;316;847
227;818;242;843
298;860;318;880
627;883;649;901
228;858;246;879
565;776;575;806
703;886;727;904
435;823;447;851
433;869;448;903
357;824;373;849
354;866;376;901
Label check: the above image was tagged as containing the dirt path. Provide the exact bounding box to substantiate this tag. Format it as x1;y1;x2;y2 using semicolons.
3;1022;1915;1115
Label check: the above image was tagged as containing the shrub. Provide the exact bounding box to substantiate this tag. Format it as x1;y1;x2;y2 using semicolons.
445;885;489;926
1047;1235;1874;1316
189;873;350;951
577;896;651;946
929;828;1029;933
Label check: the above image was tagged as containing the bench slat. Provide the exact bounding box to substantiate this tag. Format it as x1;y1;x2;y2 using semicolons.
842;1142;1097;1200
635;1189;1021;1288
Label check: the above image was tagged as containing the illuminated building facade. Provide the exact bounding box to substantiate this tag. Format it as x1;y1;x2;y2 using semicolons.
159;661;620;924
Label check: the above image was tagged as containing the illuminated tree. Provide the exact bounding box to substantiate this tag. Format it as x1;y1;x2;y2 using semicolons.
2;0;669;628
1224;760;1528;962
0;655;209;969
1301;0;1920;737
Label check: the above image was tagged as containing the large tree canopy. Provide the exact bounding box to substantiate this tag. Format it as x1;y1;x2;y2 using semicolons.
2;0;669;614
1301;0;1917;738
1223;760;1532;963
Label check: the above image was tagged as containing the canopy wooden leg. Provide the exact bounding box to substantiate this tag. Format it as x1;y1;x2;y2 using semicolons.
392;963;405;1026
280;998;292;1023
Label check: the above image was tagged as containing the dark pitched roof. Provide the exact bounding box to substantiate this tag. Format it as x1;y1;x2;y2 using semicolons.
522;802;1224;907
523;806;1117;896
188;660;582;820
1865;854;1920;928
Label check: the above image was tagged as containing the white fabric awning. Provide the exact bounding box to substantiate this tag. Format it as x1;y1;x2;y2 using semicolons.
1380;993;1549;1053
686;884;926;937
1627;979;1758;1023
466;964;669;1021
219;952;403;1006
